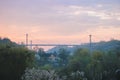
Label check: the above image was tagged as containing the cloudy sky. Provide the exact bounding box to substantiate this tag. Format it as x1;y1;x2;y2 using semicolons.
0;0;120;44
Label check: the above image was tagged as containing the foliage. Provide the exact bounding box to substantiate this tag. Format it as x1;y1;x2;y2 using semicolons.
1;38;119;80
69;48;90;71
21;68;65;80
23;40;120;80
0;38;35;80
58;47;120;80
58;48;70;67
36;48;50;66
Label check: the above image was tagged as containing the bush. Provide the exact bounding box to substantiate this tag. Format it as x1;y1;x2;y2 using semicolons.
21;68;65;80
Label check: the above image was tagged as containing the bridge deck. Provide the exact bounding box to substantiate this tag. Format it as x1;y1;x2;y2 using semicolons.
25;44;81;46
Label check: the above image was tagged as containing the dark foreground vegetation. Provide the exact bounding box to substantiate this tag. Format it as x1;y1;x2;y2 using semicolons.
0;38;120;80
0;38;35;80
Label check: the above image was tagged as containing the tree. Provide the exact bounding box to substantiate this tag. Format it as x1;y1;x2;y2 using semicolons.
0;38;35;80
69;48;90;71
101;48;120;80
58;48;90;79
36;48;51;66
58;48;70;67
90;51;104;80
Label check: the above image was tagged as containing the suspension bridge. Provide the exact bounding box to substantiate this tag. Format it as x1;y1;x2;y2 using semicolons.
24;34;92;50
26;44;81;46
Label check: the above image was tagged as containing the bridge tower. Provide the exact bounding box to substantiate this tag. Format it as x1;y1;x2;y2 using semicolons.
26;33;28;46
89;34;92;54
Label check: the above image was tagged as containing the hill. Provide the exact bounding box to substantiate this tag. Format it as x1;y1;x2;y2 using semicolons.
47;39;120;54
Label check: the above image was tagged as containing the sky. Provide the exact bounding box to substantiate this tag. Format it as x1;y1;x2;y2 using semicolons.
0;0;120;46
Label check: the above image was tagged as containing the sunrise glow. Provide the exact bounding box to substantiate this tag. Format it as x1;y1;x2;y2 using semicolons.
0;0;120;45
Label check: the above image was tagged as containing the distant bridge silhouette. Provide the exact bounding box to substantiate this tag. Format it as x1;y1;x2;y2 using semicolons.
24;34;92;50
24;44;82;50
25;44;81;46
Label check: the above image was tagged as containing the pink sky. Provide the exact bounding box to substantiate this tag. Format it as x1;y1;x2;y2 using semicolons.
0;0;120;47
0;24;119;44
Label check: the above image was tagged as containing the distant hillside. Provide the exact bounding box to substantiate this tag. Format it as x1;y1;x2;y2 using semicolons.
73;39;120;52
47;39;120;54
0;38;18;47
46;46;73;54
91;40;120;51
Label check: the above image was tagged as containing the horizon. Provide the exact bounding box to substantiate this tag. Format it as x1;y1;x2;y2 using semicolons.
1;36;119;51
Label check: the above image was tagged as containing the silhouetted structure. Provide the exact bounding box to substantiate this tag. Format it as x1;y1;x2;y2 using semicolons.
26;34;28;46
89;34;92;54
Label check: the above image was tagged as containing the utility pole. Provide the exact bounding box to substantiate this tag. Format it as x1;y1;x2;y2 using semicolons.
89;34;92;54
